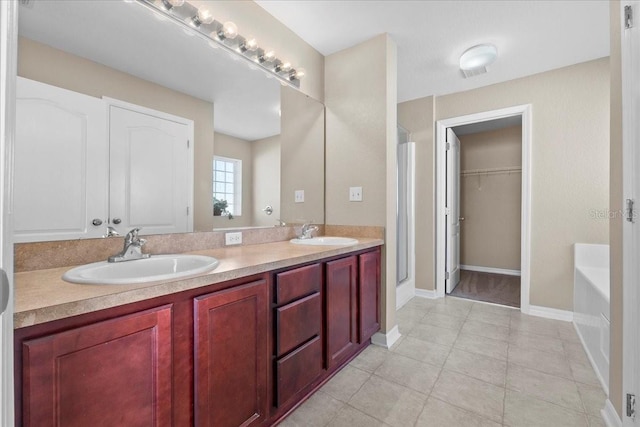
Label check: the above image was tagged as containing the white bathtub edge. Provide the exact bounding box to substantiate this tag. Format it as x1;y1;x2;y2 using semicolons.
573;321;610;395
601;398;622;427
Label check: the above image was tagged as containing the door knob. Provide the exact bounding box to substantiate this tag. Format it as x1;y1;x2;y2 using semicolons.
92;218;103;226
459;217;465;221
262;205;273;215
112;218;122;224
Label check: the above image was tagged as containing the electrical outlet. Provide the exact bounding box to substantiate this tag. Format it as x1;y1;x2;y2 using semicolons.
225;232;242;245
349;186;363;202
295;190;305;203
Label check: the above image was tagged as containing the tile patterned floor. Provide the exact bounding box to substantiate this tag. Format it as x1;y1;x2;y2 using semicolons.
280;297;607;427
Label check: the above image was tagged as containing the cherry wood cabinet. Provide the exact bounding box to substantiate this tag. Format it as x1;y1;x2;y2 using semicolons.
325;256;359;368
21;305;173;427
15;246;382;427
359;248;381;343
194;279;268;427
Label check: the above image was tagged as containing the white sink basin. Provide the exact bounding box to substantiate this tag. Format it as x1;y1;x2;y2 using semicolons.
62;254;220;285
290;237;359;246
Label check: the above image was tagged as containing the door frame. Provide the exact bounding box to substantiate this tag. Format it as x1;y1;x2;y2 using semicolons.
621;2;639;425
0;0;17;424
435;104;532;313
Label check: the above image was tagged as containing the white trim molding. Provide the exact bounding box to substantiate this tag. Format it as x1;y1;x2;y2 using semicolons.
415;288;439;299
435;105;532;315
528;305;574;322
371;325;401;349
460;265;521;277
602;398;623;427
396;282;415;309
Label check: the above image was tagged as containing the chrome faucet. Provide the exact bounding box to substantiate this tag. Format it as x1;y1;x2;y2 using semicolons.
299;222;318;239
108;228;150;263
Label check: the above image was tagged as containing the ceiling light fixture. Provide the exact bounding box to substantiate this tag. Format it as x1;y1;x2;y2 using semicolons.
138;0;304;86
459;44;497;78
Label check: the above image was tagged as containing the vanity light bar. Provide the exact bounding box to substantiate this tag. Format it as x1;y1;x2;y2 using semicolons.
135;0;303;88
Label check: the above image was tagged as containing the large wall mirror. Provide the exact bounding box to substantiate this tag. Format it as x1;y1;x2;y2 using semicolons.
15;0;324;242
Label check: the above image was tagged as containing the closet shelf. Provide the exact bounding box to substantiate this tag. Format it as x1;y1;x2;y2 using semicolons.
460;166;522;177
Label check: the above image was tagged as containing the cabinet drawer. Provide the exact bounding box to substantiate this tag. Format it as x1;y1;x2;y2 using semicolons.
275;336;323;407
276;292;321;356
275;263;321;305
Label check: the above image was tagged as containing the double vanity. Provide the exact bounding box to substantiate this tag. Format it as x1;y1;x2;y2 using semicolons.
13;235;383;426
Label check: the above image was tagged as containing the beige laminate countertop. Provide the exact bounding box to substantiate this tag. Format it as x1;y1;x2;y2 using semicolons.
14;238;383;329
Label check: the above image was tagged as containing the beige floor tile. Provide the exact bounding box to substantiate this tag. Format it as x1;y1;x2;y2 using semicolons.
577;384;607;416
504;390;589;427
454;332;509;361
374;353;441;394
461;319;510;342
506;363;584;412
558;322;582;343
467;309;511;327
349;345;390;373
431;370;505;423
570;359;602;387
587;415;606;427
403;297;438;311
416;397;501;427
510;313;561;338
564;341;592;365
420;312;466;331
326;405;389;427
472;301;518;316
508;345;574;379
430;299;473;318
393;336;452;367
509;330;566;354
397;306;428;322
348;375;427;427
321;365;371;403
444;348;507;386
408;323;460;346
279;391;344;427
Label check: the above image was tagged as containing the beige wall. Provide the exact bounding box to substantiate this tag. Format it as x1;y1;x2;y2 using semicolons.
459;126;522;271
280;86;325;224
436;58;609;310
609;0;623;418
252;135;281;227
213;132;253;228
398;97;435;291
202;1;324;102
325;34;397;333
17;37;216;232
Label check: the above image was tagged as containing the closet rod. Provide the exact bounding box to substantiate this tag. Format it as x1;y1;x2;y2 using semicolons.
460;166;522;177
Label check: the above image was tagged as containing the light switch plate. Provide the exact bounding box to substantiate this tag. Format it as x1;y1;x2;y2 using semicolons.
349;186;363;202
295;190;305;203
225;232;242;245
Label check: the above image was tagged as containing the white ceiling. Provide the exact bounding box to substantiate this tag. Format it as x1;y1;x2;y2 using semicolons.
256;0;610;103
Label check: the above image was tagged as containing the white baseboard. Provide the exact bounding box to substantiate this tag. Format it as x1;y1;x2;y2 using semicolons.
415;289;439;299
601;399;622;427
461;265;521;277
528;305;574;322
371;325;401;349
396;282;415;309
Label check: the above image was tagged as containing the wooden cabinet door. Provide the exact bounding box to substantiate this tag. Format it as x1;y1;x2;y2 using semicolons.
359;249;381;342
194;280;268;427
21;305;173;427
325;256;358;368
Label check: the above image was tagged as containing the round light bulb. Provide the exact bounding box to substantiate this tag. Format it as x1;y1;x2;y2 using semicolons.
279;61;292;72
244;37;258;52
222;21;238;39
293;68;305;79
263;50;276;62
196;7;214;25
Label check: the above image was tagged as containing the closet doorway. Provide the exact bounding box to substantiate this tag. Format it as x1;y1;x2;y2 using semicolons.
435;105;532;312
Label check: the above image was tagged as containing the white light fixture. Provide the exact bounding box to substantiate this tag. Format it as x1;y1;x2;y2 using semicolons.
459;44;497;78
137;0;304;86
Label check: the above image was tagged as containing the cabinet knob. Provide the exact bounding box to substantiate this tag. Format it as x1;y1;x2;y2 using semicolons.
91;218;103;226
112;218;122;225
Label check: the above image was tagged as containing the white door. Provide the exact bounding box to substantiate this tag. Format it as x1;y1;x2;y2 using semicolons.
1;1;17;423
445;128;461;293
14;78;108;242
109;105;192;236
